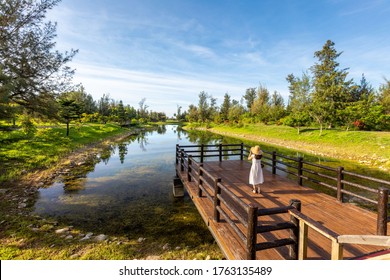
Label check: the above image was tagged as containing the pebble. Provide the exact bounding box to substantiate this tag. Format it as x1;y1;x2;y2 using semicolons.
162;243;170;250
94;234;108;242
137;237;146;243
70;253;80;259
55;227;70;234
18;203;27;208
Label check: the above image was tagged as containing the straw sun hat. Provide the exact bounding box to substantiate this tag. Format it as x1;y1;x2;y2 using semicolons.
250;145;262;155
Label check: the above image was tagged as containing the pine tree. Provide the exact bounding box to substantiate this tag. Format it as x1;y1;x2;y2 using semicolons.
310;40;353;133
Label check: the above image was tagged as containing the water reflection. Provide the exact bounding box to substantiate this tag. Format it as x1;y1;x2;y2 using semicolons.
34;125;388;244
34;125;217;248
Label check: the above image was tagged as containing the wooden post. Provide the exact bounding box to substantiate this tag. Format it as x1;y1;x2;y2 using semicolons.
298;219;308;260
219;143;222;162
337;166;344;202
289;199;301;260
272;151;277;175
297;157;303;186
331;240;343;260
240;143;244;161
176;144;179;165
180;149;184;171
247;203;258;260
198;164;203;197
213;178;222;222
377;187;389;236
200;144;204;163
187;155;192;182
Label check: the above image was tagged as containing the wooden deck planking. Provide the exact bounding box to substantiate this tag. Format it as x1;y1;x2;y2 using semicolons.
177;159;389;260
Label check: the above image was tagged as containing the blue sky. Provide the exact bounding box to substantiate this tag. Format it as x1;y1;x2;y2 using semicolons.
48;0;390;116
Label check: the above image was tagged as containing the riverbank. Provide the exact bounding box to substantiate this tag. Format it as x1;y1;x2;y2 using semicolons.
185;123;390;172
0;123;223;260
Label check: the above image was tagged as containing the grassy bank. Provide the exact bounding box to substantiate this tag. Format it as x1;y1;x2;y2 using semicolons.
0;123;128;183
0;122;223;260
187;123;390;172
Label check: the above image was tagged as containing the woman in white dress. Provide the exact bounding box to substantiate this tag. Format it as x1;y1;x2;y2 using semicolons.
248;145;264;194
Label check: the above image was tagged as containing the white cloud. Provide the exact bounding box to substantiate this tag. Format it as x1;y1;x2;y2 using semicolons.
71;63;248;116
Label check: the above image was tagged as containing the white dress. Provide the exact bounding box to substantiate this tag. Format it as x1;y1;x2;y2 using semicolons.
249;155;264;185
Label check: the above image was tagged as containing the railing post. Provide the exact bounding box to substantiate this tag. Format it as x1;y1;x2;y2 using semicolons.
377;187;389;236
213;178;222;222
187;155;192;182
297;157;303;186
298;219;308;260
337;166;344;202
180;149;185;172
289;199;301;260
247;203;258;260
176;144;179;165
331;240;343;260
198;164;203;197
200;144;204;163
272;151;277;175
219;143;222;162
240;143;244;161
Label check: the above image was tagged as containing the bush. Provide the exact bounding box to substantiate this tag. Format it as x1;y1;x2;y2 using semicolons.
20;115;37;137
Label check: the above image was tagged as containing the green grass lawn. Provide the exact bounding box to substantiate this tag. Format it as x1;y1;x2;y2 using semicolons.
0;123;127;183
199;123;390;172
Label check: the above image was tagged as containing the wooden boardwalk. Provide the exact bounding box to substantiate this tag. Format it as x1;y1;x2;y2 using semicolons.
175;144;390;260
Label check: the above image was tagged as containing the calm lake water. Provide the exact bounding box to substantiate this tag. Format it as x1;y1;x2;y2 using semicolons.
33;125;389;243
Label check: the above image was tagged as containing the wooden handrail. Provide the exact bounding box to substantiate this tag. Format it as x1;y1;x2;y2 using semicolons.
338;235;390;246
288;208;343;260
176;144;390;259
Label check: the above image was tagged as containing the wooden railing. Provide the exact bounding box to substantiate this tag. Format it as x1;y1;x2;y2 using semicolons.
243;144;390;235
175;143;390;259
176;143;389;235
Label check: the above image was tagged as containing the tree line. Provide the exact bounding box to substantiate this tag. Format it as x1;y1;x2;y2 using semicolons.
0;0;166;136
182;40;390;133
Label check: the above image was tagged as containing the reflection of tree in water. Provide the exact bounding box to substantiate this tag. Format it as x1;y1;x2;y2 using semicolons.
118;143;128;164
186;130;222;145
137;132;149;152
174;126;187;141
100;144;116;165
156;125;166;134
60;126;165;193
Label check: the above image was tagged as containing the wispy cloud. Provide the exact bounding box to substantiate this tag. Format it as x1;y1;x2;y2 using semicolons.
71;62;248;115
48;0;390;116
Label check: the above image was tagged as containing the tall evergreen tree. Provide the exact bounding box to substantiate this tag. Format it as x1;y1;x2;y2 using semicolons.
0;0;77;118
310;40;353;133
251;84;270;122
220;93;231;122
58;99;81;136
243;88;256;111
285;73;311;133
117;100;126;125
